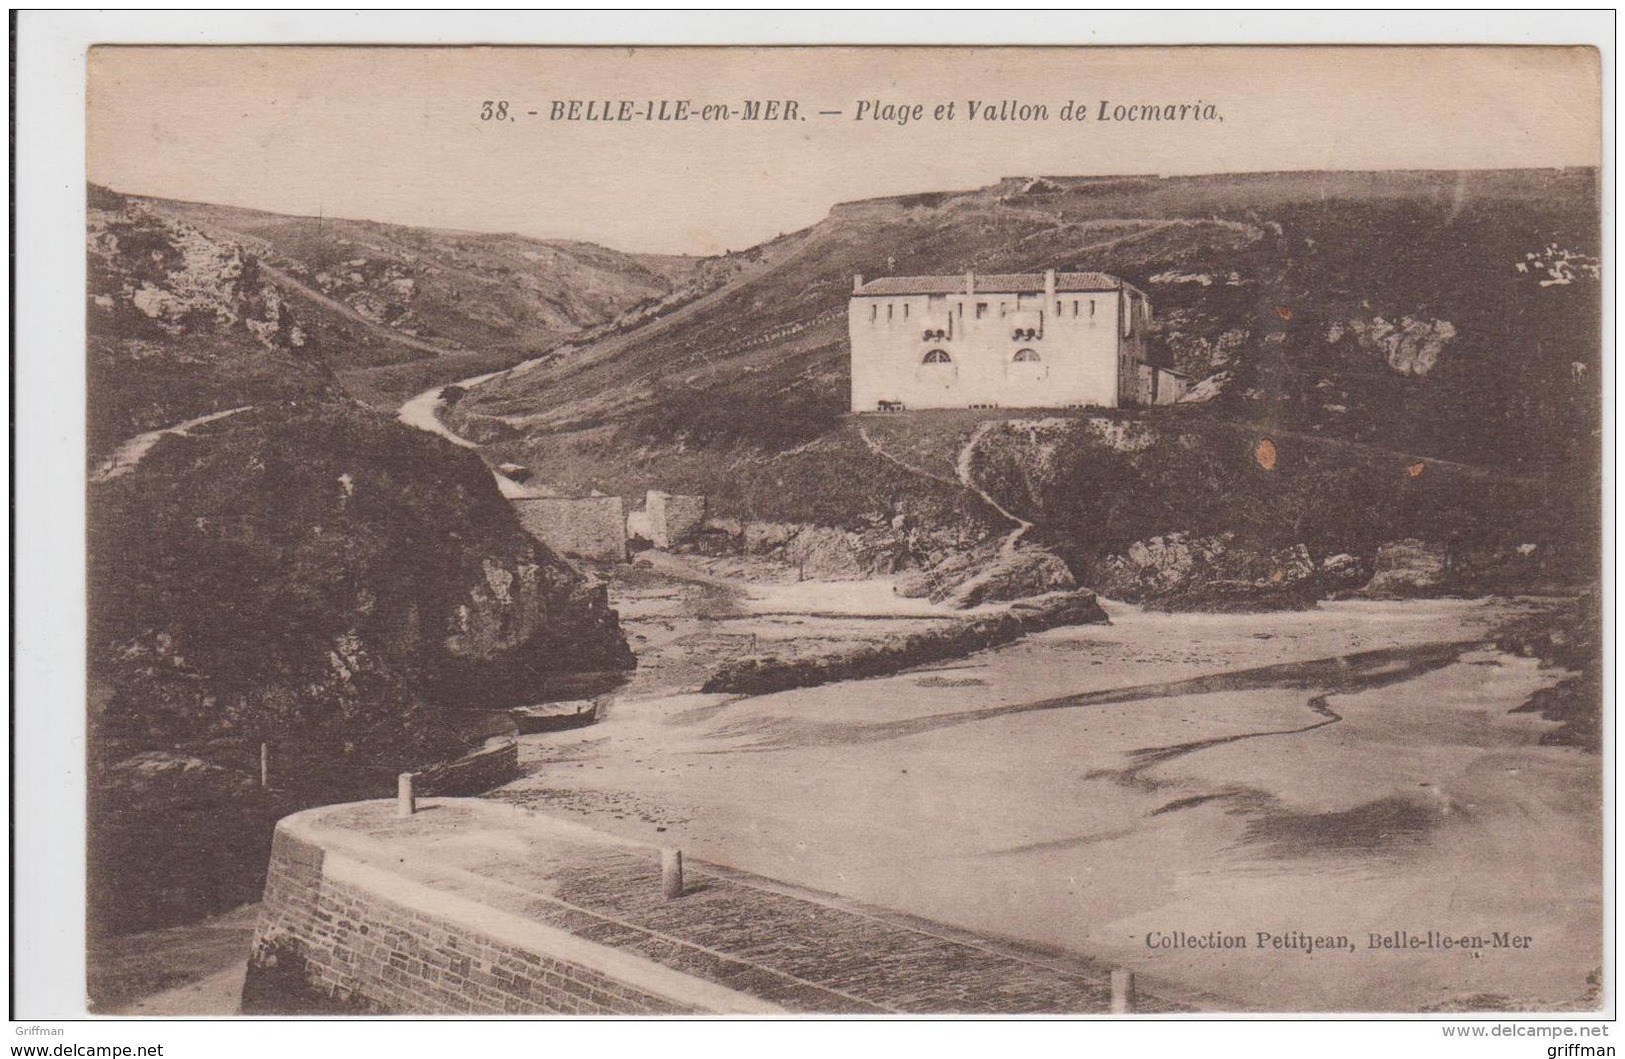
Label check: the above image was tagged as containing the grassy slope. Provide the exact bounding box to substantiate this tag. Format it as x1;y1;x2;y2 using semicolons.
131;192;714;405
457;170;1600;552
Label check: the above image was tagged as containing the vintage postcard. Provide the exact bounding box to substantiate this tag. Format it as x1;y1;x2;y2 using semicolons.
76;42;1603;1017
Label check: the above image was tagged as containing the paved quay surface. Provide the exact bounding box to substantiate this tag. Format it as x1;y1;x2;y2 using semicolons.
300;799;1188;1014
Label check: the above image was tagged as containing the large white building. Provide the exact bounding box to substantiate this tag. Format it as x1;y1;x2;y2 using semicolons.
848;269;1185;412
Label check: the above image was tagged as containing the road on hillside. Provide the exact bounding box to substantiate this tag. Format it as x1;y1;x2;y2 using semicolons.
92;406;254;482
259;262;458;358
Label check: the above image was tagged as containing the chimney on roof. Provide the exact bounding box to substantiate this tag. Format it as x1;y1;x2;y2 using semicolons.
853;274;864;294
1044;269;1057;302
965;270;976;296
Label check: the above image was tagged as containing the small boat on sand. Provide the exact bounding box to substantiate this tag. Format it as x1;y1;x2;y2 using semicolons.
509;699;598;734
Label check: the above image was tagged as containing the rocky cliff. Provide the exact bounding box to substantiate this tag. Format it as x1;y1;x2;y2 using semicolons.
87;185;342;457
88;402;636;933
90;404;631;743
86;185;637;934
962;412;1592;605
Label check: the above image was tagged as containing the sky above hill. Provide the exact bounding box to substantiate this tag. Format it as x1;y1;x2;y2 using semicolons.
89;46;1600;256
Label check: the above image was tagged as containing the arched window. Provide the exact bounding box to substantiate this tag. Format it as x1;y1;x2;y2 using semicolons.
1013;349;1041;362
923;349;952;364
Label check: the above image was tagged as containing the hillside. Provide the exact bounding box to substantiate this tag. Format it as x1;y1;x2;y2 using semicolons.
85;187;639;933
448;170;1600;581
118;189;731;407
458;169;1599;465
439;169;1601;608
87;185;344;456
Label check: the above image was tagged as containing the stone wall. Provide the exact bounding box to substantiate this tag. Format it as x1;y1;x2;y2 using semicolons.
511;496;627;563
645;490;706;549
242;799;1169;1015
243;809;776;1015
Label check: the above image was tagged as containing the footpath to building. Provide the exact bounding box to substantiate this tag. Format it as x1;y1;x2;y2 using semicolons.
249;799;1190;1015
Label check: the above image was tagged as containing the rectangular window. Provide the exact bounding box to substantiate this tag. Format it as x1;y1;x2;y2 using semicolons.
887;303;894;321
903;303;910;320
1072;300;1079;316
1056;300;1063;316
870;304;878;323
1090;299;1096;317
975;302;988;319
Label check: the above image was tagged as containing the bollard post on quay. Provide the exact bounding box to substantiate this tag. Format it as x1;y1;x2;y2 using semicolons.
1110;969;1135;1014
661;847;684;899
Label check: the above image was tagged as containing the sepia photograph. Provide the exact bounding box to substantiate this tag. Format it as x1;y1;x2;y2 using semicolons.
20;22;1610;1027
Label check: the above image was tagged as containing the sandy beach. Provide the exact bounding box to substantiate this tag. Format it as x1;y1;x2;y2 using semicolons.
495;591;1601;1012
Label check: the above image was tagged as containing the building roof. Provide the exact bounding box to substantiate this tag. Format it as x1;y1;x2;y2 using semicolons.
854;271;1124;296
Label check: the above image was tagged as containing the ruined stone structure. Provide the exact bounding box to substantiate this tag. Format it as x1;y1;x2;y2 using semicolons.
511;496;627;563
645;490;706;550
849;270;1155;412
1137;363;1190;405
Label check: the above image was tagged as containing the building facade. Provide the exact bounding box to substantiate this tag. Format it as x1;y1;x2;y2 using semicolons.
848;270;1157;412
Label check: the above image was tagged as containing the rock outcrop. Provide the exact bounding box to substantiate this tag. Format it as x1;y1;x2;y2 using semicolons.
90;404;634;733
702;589;1108;696
742;520;915;580
1318;552;1370;592
1332;315;1458;377
1360;539;1449;598
87;187;340;458
897;544;1077;609
1093;532;1321;611
948;549;1077;608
